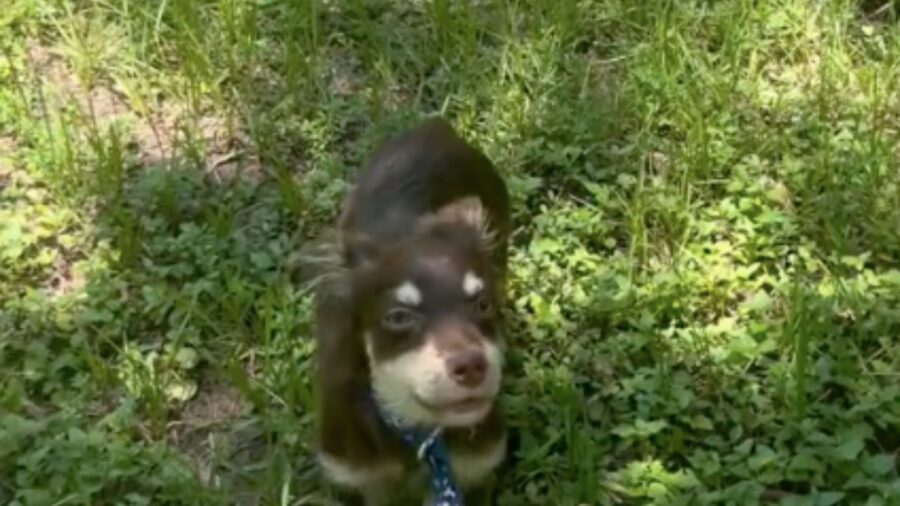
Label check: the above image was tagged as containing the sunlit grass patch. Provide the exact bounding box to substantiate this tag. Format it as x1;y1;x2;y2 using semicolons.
1;0;899;504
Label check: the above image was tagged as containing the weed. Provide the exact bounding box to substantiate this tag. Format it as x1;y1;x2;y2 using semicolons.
2;0;899;505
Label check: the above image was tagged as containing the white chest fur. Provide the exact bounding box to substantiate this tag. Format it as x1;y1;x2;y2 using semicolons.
318;432;506;497
318;452;404;490
450;433;507;488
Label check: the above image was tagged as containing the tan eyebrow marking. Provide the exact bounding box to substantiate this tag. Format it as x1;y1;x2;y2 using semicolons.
394;281;422;306
462;271;484;296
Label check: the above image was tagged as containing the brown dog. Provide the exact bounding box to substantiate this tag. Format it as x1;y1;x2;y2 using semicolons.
305;118;511;505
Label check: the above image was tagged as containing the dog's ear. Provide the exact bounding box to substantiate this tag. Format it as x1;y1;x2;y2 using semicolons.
420;196;496;250
434;196;487;229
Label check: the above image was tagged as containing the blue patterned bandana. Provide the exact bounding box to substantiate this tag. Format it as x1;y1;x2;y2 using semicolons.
370;395;464;506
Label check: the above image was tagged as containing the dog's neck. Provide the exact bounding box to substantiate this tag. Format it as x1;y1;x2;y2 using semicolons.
364;390;465;506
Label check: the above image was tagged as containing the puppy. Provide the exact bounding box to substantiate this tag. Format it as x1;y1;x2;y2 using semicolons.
307;118;511;505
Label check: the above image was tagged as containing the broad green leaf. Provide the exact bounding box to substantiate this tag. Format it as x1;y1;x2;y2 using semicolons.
834;436;864;461
174;347;199;369
748;445;777;470
788;454;824;474
689;415;713;431
741;291;773;314
647;482;668;498
862;454;895;477
814;491;845;506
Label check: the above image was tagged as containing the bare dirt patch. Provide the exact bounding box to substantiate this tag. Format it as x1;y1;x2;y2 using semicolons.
167;382;254;485
24;41;260;180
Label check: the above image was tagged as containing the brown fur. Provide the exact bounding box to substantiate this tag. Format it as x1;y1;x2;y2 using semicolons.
303;118;511;505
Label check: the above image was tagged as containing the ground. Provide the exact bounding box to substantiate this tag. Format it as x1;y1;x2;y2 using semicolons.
1;1;899;505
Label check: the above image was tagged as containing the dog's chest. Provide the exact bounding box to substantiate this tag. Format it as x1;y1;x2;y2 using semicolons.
319;434;506;493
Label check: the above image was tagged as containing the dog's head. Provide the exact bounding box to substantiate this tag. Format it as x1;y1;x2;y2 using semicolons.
344;197;506;428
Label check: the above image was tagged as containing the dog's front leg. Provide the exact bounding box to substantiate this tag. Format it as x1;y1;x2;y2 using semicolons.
464;484;495;506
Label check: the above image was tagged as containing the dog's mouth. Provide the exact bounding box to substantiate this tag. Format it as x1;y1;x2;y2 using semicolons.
415;394;493;416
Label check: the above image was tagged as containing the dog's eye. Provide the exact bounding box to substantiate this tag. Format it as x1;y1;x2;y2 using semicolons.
382;307;419;332
472;294;494;318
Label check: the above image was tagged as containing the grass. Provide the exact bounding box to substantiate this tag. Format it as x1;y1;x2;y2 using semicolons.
1;0;899;504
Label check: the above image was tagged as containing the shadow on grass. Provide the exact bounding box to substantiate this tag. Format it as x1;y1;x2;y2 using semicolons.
5;1;900;505
3;4;641;501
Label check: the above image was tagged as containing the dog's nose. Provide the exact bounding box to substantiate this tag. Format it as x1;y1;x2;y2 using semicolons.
447;350;488;387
